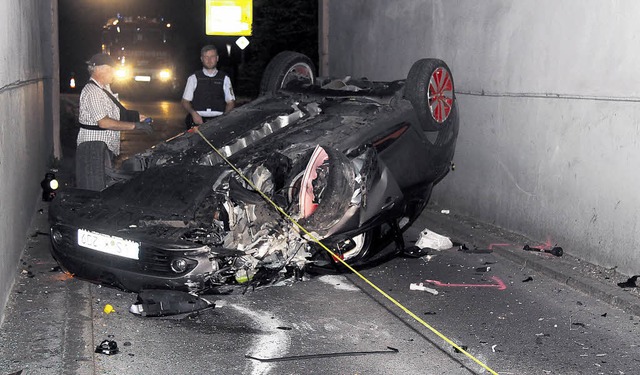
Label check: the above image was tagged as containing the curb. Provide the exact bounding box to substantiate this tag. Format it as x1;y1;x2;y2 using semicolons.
418;206;640;317
495;248;640;317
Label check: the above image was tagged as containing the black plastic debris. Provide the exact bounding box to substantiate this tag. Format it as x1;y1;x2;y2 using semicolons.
402;246;431;258
95;340;119;355
617;275;639;288
572;322;586;328
522;276;534;282
601;313;607;317
129;290;214;317
424;311;437;315
475;266;491;273
458;244;493;254
453;345;468;353
523;244;563;257
246;347;398;362
276;326;293;330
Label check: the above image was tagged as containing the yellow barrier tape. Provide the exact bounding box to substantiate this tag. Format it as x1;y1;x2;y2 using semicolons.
194;128;499;374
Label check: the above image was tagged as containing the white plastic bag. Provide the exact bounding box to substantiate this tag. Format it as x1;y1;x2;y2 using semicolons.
415;228;453;250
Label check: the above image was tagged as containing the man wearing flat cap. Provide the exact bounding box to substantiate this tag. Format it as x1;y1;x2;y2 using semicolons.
76;53;153;190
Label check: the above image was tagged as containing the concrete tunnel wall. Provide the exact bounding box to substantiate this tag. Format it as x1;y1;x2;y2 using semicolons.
0;0;59;323
322;0;640;276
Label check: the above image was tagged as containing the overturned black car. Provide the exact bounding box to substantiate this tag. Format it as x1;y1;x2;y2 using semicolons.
49;51;459;294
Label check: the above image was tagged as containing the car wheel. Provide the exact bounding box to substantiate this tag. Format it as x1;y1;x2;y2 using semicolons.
260;51;315;95
405;59;456;132
75;141;111;191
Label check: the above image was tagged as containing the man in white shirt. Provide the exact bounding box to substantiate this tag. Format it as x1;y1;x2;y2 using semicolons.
77;53;152;189
181;45;236;129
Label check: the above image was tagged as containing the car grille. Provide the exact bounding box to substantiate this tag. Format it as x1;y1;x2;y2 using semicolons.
52;224;200;276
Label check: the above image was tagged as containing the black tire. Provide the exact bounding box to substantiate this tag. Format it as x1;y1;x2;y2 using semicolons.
405;59;457;132
75;141;112;191
259;51;315;95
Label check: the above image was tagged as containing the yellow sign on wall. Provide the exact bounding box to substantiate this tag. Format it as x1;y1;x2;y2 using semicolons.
206;0;253;36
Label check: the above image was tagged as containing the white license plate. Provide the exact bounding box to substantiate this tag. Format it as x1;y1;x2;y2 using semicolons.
134;75;151;82
77;229;140;260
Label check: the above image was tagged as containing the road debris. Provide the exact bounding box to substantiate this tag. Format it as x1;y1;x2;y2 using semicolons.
475;266;491;273
523;244;563;257
95;340;119;355
457;243;493;254
617;275;638;288
245;346;399;362
402;246;432;258
415;229;453;250
409;283;439;295
103;304;115;314
129;290;214;318
522;276;534;282
453;345;468;353
425;276;507;290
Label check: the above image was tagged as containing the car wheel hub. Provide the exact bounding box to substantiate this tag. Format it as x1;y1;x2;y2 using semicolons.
427;67;454;123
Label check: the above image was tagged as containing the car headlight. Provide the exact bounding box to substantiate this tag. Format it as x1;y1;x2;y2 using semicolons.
114;66;131;81
158;69;172;81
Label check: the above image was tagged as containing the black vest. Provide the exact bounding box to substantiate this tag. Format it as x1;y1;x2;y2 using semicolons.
192;70;227;112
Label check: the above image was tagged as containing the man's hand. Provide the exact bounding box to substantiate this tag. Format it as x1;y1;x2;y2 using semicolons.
192;113;204;125
133;122;153;134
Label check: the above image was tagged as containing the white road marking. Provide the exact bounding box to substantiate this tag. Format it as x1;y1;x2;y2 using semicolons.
317;275;360;291
229;304;290;375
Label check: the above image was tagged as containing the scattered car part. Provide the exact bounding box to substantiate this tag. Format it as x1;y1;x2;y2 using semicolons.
129;290;214;317
245;346;398;362
95;340;119;355
523;244;563;257
409;283;439;295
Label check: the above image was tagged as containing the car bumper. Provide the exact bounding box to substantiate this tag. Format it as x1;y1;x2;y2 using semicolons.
49;224;214;292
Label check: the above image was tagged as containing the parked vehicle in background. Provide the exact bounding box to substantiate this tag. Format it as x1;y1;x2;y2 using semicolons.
49;51;459;295
102;15;181;97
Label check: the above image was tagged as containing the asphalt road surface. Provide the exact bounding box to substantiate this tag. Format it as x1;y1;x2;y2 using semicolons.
85;213;639;375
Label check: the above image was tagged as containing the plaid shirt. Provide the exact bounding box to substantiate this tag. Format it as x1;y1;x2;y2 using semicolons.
77;78;121;155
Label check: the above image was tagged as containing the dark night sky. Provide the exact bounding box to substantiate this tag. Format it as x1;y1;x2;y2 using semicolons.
58;0;319;96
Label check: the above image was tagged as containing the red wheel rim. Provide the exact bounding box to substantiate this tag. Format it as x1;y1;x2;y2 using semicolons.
281;63;314;88
428;67;454;123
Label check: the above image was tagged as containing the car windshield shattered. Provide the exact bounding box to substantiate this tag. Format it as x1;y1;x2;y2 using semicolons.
49;51;459;295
